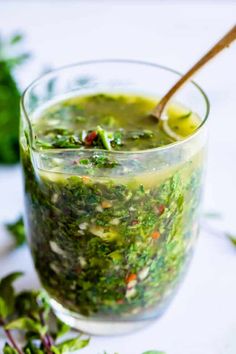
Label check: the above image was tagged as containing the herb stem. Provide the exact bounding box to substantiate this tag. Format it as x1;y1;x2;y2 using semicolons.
5;328;23;354
40;335;53;354
39;311;54;353
0;319;23;354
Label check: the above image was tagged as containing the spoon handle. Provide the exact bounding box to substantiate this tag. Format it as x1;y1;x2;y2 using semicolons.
152;24;236;120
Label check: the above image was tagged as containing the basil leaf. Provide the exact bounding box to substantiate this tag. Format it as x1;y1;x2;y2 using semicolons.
5;317;47;336
57;336;90;353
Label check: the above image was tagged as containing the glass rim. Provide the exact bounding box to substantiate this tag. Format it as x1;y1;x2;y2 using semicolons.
21;59;210;155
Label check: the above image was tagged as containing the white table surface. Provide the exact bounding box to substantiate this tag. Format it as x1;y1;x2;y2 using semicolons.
0;1;236;353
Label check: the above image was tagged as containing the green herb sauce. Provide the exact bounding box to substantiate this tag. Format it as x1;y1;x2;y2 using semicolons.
21;93;204;319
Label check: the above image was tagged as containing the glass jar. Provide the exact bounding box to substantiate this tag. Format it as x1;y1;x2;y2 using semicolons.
20;60;209;335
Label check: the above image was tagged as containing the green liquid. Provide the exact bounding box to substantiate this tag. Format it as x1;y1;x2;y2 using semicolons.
34;93;201;152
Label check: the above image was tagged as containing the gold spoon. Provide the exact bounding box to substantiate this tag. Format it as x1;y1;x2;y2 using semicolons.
152;24;236;121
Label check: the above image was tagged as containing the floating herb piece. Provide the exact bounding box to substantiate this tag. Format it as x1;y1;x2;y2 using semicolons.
97;125;112;150
34;93;201;152
177;111;192;120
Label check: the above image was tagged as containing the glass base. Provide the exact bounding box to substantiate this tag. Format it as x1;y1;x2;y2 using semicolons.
50;299;155;335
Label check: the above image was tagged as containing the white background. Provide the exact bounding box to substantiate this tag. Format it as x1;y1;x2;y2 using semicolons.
0;1;236;353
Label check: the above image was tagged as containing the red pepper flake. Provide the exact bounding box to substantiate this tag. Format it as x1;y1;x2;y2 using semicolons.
85;131;97;145
154;204;165;215
131;219;139;226
151;230;161;240
158;204;165;215
126;273;137;283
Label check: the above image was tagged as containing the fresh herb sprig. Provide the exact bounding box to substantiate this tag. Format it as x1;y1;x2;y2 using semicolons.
0;33;30;164
0;272;89;354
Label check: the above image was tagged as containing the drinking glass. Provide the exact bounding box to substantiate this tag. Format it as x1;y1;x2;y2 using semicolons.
20;60;209;335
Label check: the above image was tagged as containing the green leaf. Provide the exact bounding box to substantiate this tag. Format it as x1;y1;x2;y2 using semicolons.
57;336;90;353
0;61;20;163
97;126;112;150
0;272;23;318
24;340;45;354
5;217;26;247
16;290;51;318
0;297;8;319
10;33;23;45
0;272;23;287
226;233;236;247
36;291;51;320
15;290;40;317
0;33;30;164
177;111;192;120
3;343;18;354
5;317;47;336
51;347;62;354
91;154;118;168
55;319;70;339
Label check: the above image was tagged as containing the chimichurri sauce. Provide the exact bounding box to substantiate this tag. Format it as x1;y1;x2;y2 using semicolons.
34;93;200;151
21;93;204;320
